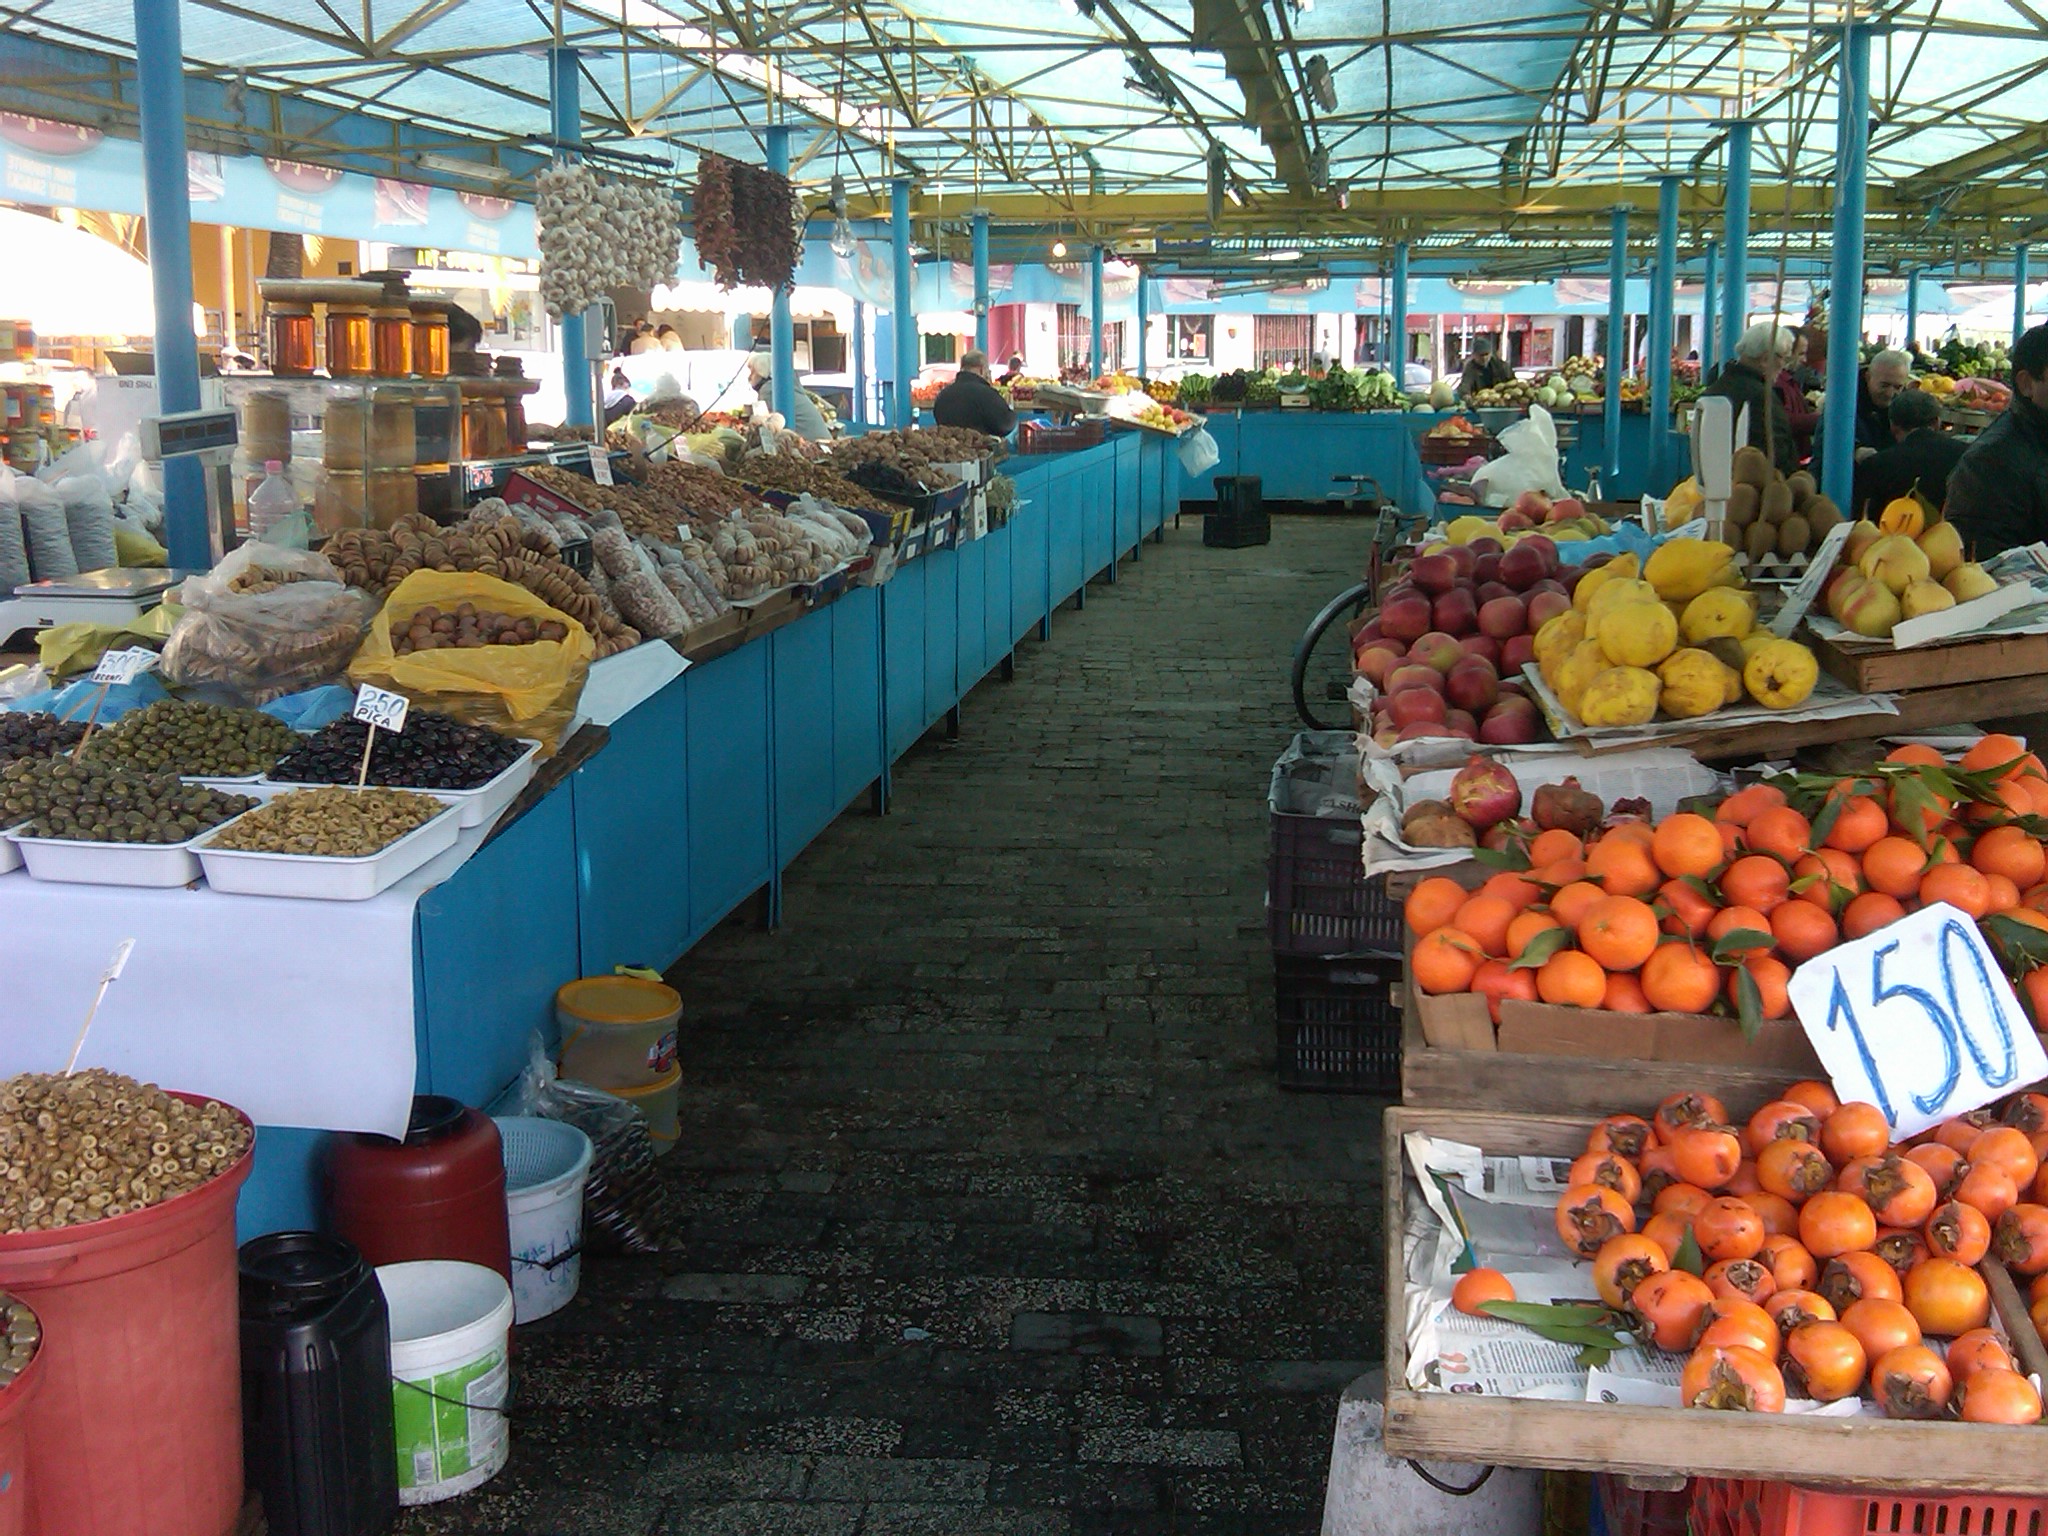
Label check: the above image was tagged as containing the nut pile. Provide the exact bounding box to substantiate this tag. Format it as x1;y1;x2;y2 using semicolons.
521;464;691;544
269;711;524;791
206;785;445;856
0;712;85;764
394;604;569;655
0;1293;36;1389
909;425;1007;464
826;432;962;497
630;462;772;526
0;758;255;843
734;451;896;515
0;1070;251;1233
91;700;300;778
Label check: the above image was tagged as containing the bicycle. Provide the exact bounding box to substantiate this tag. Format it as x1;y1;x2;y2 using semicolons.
1290;491;1430;730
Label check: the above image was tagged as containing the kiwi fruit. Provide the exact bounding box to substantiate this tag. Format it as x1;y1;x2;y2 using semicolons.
1778;514;1812;558
1787;470;1817;508
1732;444;1771;488
1760;480;1794;522
1745;521;1777;563
1805;493;1842;534
1727;483;1761;529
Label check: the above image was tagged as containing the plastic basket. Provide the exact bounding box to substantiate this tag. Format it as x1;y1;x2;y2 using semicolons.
1599;1477;1693;1536
1274;955;1401;1093
1268;735;1398;958
1691;1479;2048;1536
1203;507;1270;548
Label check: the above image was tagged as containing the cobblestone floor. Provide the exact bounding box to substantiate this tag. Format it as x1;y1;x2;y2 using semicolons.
398;515;1390;1536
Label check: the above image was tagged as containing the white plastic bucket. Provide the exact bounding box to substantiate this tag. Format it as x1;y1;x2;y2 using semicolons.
611;1065;680;1155
377;1260;513;1506
494;1117;593;1324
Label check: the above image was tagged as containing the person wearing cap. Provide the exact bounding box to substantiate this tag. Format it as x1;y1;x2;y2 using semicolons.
1000;354;1026;384
1946;323;2048;556
746;352;830;441
1457;336;1514;398
931;350;1017;437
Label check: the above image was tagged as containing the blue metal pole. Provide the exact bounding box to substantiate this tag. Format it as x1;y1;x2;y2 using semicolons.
1905;266;1921;353
133;0;207;567
1604;206;1627;486
549;47;592;430
971;212;990;357
2017;244;2033;353
764;126;796;423
890;179;913;429
1649;176;1679;493
1391;240;1410;386
1722;120;1753;371
1821;24;1871;513
1136;271;1150;381
1701;239;1720;375
852;299;868;426
1090;246;1105;378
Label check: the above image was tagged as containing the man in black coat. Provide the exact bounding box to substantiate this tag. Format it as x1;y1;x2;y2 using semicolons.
932;350;1017;437
1850;388;1968;520
1947;324;2048;557
1699;322;1796;473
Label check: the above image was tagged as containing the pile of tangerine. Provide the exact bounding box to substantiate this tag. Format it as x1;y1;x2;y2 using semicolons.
1405;736;2048;1023
1454;1084;2048;1419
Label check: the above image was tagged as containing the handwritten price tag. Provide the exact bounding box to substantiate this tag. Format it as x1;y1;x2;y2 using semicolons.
1787;901;2048;1138
1770;522;1852;638
589;452;615;487
352;685;410;735
91;647;160;686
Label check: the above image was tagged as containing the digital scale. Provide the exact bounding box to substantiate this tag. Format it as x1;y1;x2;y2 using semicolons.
0;406;238;646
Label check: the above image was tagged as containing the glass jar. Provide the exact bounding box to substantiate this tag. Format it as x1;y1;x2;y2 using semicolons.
269;304;317;376
325;306;373;377
371;308;413;377
411;310;449;379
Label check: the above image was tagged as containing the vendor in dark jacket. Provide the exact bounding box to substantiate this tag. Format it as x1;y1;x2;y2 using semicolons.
1811;348;1912;469
1700;321;1796;474
1457;337;1515;398
1946;324;2048;557
1851;388;1967;519
932;350;1017;437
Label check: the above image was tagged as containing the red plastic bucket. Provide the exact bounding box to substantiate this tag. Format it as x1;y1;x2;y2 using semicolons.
0;1298;41;1536
0;1097;252;1536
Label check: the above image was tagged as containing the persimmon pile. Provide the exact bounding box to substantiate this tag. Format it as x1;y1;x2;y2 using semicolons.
1404;737;2048;1027
1539;1084;2048;1419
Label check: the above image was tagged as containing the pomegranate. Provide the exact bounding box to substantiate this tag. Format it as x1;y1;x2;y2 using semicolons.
1531;776;1603;835
1449;755;1521;830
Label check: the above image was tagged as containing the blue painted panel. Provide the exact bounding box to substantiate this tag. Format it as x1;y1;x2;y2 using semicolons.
685;642;774;938
1087;461;1114;578
1009;493;1049;644
981;523;1012;674
237;1126;328;1240
572;670;692;975
832;584;883;808
955;534;988;691
883;558;928;759
772;610;838;861
1116;439;1141;556
1050;467;1086;602
924;545;959;724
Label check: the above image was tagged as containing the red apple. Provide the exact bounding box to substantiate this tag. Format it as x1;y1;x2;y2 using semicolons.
1443;545;1478;579
1379;592;1433;642
1466;536;1504;557
1398;720;1450;742
1388;689;1448;728
1355;642;1405;687
1501;633;1538;674
1458;634;1503;668
1497;509;1535;534
1441;710;1478;739
1471;552;1502;586
1479;595;1527;639
1409;632;1466;673
1517;534;1560;573
1446;658;1501;714
1386;663;1445;697
1525;590;1571;631
1549;496;1587;521
1432;590;1478;635
1479;695;1543;744
1498;543;1548;591
1409;553;1459;595
1511;489;1552;521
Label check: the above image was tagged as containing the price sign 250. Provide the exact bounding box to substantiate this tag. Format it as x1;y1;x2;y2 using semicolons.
1789;902;2048;1139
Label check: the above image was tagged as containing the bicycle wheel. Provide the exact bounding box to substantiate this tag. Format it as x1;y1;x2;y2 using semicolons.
1292;580;1374;731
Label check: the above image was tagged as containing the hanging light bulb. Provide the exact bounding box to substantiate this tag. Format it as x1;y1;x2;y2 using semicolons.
1052;238;1069;258
828;171;855;258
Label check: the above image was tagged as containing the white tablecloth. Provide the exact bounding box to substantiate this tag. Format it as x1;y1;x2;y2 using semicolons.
0;821;496;1139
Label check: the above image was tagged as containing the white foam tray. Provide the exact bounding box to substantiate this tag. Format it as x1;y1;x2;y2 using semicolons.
193;794;462;901
257;739;540;830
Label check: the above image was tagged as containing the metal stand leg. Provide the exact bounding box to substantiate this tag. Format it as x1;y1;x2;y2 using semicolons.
1155;522;1166;543
1001;651;1016;681
1108;555;1119;583
763;873;782;930
946;706;961;741
1075;584;1086;610
871;770;890;816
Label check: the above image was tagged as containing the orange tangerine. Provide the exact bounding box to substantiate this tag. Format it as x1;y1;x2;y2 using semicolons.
1453;894;1519;957
1506;908;1566;959
1404;875;1470;936
1579;895;1662;972
1823;794;1891;854
1528;828;1584;867
1660;877;1720;939
1587;836;1662;898
1413;927;1484;994
1604;971;1653;1012
1770;901;1839;965
1973;826;2048;889
1654;814;1727;879
1863;836;1931;900
1641;942;1723;1015
1729;953;1793;1020
1745;806;1814;862
1537;949;1608;1008
1717;784;1789;826
1962;733;2031;779
1708;905;1775;944
1550;880;1607;930
1722;856;1792;914
1794;849;1863;915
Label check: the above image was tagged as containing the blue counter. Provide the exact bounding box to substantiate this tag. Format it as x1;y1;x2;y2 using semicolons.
1179;409;1437;515
1563;412;1691;501
237;430;1179;1238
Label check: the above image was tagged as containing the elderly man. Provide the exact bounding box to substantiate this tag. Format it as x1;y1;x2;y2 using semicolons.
1813;347;1912;467
932;350;1017;437
1851;387;1967;520
747;352;830;441
1456;336;1514;398
1700;322;1797;473
1947;324;2048;557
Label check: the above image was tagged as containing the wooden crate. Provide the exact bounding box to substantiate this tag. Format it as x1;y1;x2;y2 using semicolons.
1810;629;2048;696
1382;1104;2048;1492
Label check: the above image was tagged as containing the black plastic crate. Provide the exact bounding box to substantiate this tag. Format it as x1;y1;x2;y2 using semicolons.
1216;475;1263;518
1274;956;1402;1093
1268;734;1395;957
1203;511;1270;548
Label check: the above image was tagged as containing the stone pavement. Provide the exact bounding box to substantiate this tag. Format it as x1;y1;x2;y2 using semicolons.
396;515;1391;1536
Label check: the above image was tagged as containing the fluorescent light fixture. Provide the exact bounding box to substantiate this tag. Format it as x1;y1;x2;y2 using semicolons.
1305;55;1337;113
418;152;509;183
1254;248;1303;262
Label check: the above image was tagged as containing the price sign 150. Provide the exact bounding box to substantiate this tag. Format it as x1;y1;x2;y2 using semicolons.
1787;901;2048;1139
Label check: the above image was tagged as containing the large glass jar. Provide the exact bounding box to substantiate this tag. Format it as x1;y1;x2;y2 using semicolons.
325;306;373;377
269;304;317;376
411;310;449;379
371;308;413;377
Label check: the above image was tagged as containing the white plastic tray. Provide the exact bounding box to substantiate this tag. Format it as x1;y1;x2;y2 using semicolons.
256;740;540;830
6;811;256;888
193;795;463;901
0;822;21;875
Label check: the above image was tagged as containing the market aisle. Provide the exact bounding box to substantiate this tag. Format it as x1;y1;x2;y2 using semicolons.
398;517;1387;1536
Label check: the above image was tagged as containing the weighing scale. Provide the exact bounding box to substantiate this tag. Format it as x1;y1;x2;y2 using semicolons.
0;406;238;645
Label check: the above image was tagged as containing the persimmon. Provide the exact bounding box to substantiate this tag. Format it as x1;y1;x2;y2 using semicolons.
1862;836;1931;898
1769;901;1838;964
1658;877;1719;939
1872;1226;1931;1279
1724;1160;1763;1197
1798;1190;1878;1258
1743;1190;1799;1238
1957;1368;2044;1424
1783;1079;1842;1119
1842;1297;1923;1363
1555;1182;1636;1258
1603;971;1652;1012
1653;1091;1729;1143
1527;828;1583;867
1903;1142;1967;1200
1870;1344;1953;1419
1641;1209;1693;1261
1793;849;1863;914
1586;835;1662;898
1837;1153;1937;1228
1451;1267;1516;1315
1471;958;1539;1023
1745;1100;1821;1157
1944;1329;2014;1382
1783;1319;1868;1402
1903;1256;1990;1336
1707;904;1774;944
1536;949;1606;1008
1637;1142;1682;1202
1403;875;1469;935
1720;855;1791;914
1728;954;1792;1020
1680;1344;1785;1412
1968;1125;2041;1189
1919;862;1992;919
1630;1269;1715;1350
1743;806;1812;863
1591;1233;1669;1309
1972;825;2048;888
1579;895;1661;971
1568;1151;1643;1204
1954;1161;2020;1222
1819;1250;1902;1313
1820;1102;1892;1165
1549;879;1606;930
1840;890;1908;940
1756;1140;1834;1203
1764;1288;1836;1333
1932;1114;1994;1153
1693;1296;1779;1357
1759;1234;1819;1292
1641;944;1723;1015
1669;1124;1744;1190
1822;794;1889;854
1995;1203;2048;1274
1586;1113;1654;1160
1505;909;1564;959
1924;1200;1990;1265
1704;1257;1776;1306
1412;927;1484;993
1653;1182;1713;1219
1716;783;1787;826
1694;1197;1766;1263
1652;813;1726;879
2006;1091;2048;1135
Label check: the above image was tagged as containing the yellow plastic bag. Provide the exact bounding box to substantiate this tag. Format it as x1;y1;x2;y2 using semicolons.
348;570;595;755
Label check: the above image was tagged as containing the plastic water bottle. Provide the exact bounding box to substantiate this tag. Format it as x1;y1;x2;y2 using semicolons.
247;460;297;540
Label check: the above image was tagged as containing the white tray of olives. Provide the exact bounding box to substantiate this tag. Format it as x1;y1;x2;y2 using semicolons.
2;787;267;889
0;822;22;876
255;738;541;831
192;787;464;901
